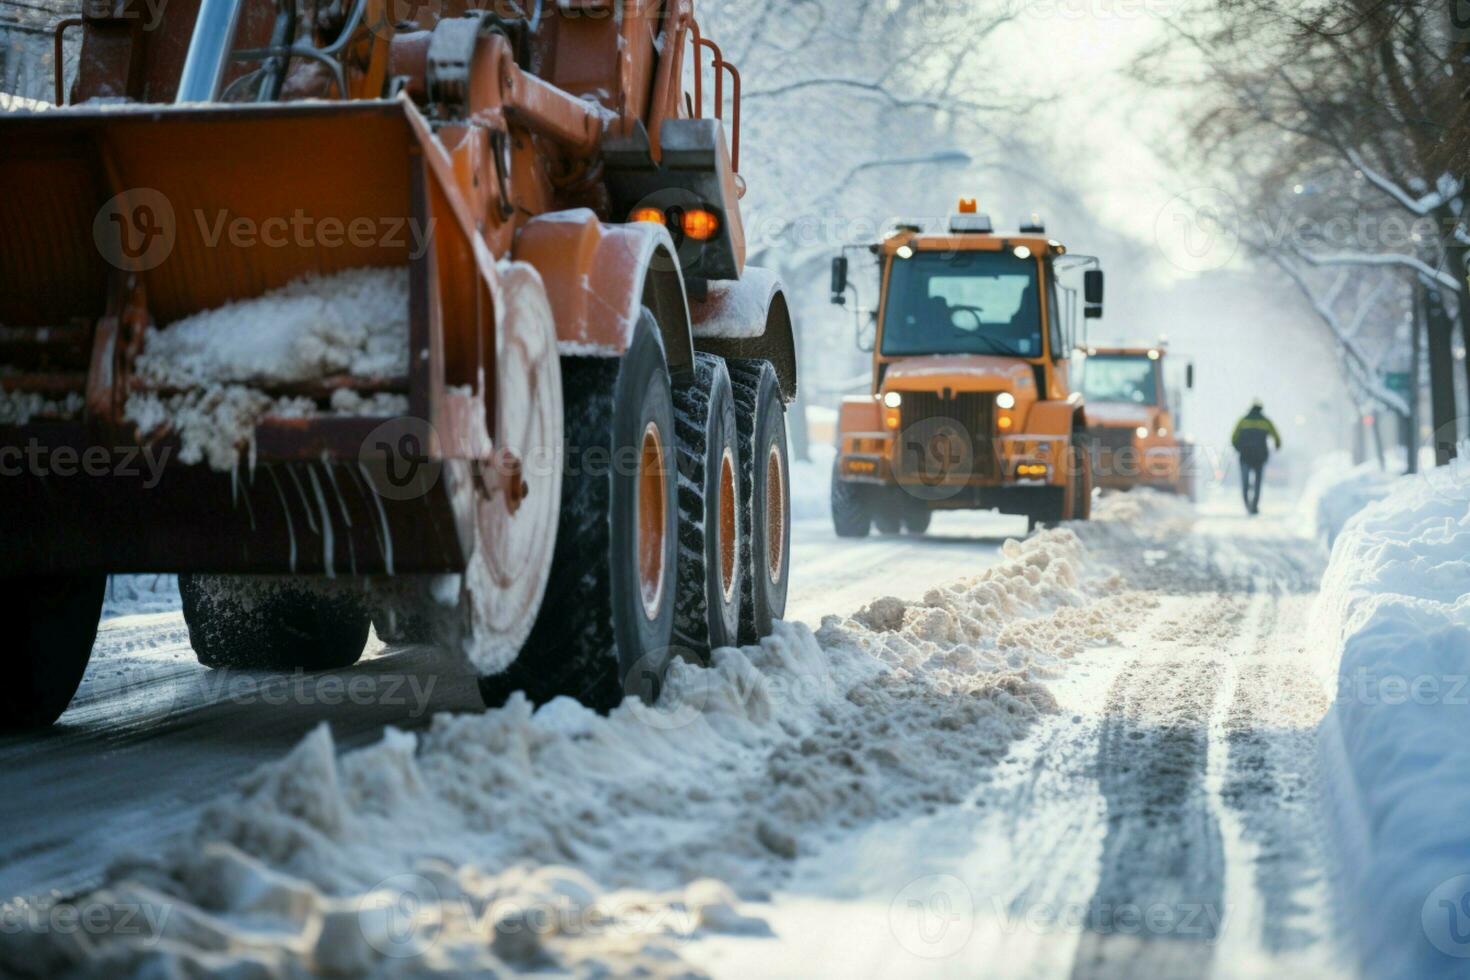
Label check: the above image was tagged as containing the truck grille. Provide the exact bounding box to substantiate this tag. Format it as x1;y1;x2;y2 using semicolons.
1093;426;1135;452
895;391;998;481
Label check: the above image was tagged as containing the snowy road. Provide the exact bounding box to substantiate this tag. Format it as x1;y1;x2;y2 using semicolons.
3;494;1355;978
690;500;1348;978
0;509;1021;905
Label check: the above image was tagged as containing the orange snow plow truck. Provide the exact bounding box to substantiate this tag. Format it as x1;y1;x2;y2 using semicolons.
1080;344;1197;499
828;203;1101;536
0;1;797;728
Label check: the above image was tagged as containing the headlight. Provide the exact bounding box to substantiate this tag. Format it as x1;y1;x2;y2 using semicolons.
1136;426;1150;439
1157;426;1168;437
883;391;903;408
995;392;1017;410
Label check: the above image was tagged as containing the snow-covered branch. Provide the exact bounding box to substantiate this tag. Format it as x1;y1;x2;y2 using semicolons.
1273;255;1411;416
1344;148;1460;217
1290;245;1461;293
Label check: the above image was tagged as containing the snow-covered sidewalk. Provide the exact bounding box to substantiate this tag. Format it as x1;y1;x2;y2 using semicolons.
1309;460;1470;980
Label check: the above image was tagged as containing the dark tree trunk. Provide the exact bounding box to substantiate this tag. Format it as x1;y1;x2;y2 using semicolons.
1407;286;1421;475
1453;244;1470;422
1422;282;1459;464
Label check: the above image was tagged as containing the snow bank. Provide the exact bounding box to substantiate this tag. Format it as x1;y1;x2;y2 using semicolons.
1310;460;1470;979
7;524;1151;977
1296;450;1401;545
124;267;410;469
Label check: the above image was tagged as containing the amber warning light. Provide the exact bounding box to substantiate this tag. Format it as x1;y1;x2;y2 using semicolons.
682;209;721;241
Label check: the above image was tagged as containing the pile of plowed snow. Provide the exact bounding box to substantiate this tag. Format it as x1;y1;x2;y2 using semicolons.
1310;459;1470;980
6;519;1155;977
124;267;410;469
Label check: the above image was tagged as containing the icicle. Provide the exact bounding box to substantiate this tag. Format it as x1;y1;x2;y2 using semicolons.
358;461;395;575
240;478;257;531
307;465;336;579
266;467;298;573
320;456;356;576
285;464;319;535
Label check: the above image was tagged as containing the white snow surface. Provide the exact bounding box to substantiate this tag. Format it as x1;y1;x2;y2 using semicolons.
1310;459;1470;979
123;267;410;469
8;520;1150;977
1296;450;1401;545
133;267;409;388
690;267;782;339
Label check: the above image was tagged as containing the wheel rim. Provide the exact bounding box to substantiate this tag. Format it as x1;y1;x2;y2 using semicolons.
637;420;668;621
765;442;786;583
719;447;738;603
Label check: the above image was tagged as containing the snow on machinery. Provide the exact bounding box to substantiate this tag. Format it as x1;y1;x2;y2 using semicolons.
1080;343;1197;499
827;202;1102;535
0;0;798;728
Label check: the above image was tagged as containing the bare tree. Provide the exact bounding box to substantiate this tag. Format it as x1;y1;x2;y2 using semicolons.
1134;0;1470;464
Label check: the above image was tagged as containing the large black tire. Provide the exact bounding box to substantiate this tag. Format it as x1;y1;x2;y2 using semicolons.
873;489;903;535
1026;490;1067;533
901;493;932;535
1070;432;1094;522
481;310;678;711
1026;435;1094;532
830;463;872;538
728;358;791;645
0;575;105;730
672;353;743;655
371;607;434;646
180;575;371;671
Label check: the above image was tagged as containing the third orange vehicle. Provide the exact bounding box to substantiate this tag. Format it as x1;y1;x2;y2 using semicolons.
1080;344;1197;499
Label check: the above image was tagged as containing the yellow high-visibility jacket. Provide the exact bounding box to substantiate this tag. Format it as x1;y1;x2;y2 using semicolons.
1232;411;1281;458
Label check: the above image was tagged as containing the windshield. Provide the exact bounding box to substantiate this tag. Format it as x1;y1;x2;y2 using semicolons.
1082;354;1159;405
880;250;1043;358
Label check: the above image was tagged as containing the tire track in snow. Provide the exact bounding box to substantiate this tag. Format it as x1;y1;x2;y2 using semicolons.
1069;651;1228;980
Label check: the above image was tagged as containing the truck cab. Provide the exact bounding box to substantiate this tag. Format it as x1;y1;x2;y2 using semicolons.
828;201;1101;535
1080;344;1196;499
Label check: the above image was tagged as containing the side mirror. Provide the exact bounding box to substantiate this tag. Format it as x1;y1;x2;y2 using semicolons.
1084;306;1102;319
1186;363;1195;389
1084;269;1104;305
830;256;848;305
